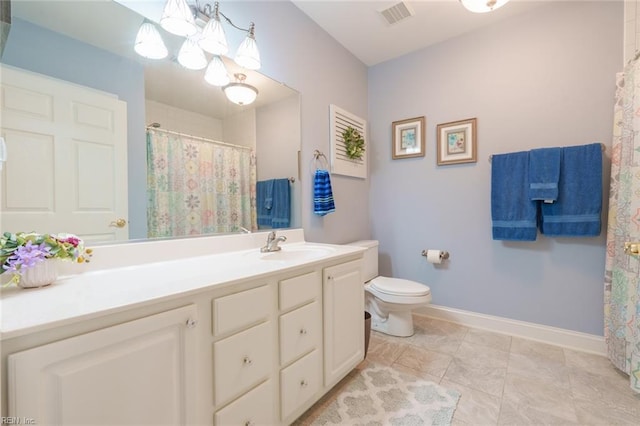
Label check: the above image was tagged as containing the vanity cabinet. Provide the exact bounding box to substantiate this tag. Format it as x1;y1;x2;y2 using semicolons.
2;245;364;426
277;271;323;423
211;284;277;424
7;305;198;425
323;259;365;387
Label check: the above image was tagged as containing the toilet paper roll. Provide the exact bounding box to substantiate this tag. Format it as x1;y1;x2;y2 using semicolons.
426;250;443;264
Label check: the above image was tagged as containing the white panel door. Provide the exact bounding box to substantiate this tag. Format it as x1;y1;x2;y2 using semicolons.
323;259;364;387
0;64;128;241
8;305;198;426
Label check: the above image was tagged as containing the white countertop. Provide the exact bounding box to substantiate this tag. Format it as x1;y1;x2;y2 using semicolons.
0;230;364;340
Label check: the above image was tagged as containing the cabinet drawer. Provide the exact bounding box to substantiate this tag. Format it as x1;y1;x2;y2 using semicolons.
279;271;319;311
279;301;320;366
213;285;271;336
280;350;321;422
214;322;273;406
214;379;275;426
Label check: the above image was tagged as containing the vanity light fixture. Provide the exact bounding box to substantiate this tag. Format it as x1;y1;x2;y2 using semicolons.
160;0;198;37
459;0;510;13
177;36;208;70
134;19;168;59
223;73;258;106
204;55;230;86
134;0;262;101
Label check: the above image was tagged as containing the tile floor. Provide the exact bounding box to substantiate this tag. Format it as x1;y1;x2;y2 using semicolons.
296;315;640;425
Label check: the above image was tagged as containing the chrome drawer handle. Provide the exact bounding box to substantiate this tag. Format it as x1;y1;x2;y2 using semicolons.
300;379;308;387
299;328;307;335
245;421;254;426
185;318;197;329
243;356;253;365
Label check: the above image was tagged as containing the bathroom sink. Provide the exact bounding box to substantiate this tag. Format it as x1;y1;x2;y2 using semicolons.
243;244;336;264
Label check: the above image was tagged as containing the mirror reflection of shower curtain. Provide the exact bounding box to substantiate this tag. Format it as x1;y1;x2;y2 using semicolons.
604;58;640;394
146;128;257;237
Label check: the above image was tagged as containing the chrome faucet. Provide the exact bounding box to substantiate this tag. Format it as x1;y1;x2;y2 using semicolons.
261;231;287;252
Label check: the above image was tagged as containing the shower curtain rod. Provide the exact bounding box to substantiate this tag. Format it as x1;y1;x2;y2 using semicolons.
146;125;252;151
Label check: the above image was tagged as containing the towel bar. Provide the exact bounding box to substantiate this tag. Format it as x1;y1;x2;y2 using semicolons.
488;143;606;163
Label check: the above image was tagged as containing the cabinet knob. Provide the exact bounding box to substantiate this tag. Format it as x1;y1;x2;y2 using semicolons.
299;328;307;335
185;318;197;328
243;356;253;365
245;421;254;426
300;379;308;387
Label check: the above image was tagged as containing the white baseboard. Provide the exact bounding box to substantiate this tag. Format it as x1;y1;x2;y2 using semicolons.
414;304;606;356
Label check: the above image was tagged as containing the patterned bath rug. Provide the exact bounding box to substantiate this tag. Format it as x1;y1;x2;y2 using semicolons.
304;364;460;426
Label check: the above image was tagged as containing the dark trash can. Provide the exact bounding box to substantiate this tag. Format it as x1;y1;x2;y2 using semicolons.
364;311;372;358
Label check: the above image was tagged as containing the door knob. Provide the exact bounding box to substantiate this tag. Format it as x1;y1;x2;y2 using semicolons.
623;242;640;256
109;218;127;228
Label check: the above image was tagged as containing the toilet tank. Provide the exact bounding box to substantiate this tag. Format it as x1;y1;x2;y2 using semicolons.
348;240;379;282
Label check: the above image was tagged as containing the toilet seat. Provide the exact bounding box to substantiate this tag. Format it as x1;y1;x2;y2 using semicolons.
366;276;432;305
370;276;431;296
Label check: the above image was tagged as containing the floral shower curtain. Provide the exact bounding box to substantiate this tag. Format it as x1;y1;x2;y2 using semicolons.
604;57;640;393
146;128;257;238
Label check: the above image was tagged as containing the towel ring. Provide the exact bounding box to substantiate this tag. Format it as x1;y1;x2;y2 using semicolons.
313;149;330;170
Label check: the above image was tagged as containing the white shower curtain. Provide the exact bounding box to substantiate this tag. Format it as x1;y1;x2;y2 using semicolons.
604;57;640;394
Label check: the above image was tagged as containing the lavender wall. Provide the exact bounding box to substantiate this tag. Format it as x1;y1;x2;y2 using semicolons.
221;2;370;244
368;2;622;335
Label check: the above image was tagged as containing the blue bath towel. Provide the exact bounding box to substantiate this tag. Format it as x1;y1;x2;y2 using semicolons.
256;180;273;227
540;143;602;237
491;151;538;241
271;178;291;228
313;169;335;216
529;147;561;202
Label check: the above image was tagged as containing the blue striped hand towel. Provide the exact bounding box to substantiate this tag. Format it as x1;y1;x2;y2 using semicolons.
313;169;335;216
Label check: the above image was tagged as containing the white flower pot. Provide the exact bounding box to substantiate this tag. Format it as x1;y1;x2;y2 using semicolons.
19;260;58;289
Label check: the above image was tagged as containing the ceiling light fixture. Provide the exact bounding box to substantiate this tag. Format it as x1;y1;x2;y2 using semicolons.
134;0;261;102
460;0;510;13
223;73;258;106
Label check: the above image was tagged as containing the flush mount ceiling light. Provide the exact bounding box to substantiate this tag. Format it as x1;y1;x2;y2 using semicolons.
134;0;261;99
223;73;258;106
460;0;510;13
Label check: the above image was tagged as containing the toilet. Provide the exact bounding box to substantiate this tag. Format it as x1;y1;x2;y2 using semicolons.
350;240;432;337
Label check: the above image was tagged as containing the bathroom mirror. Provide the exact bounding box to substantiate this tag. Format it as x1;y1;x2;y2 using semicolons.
0;0;301;243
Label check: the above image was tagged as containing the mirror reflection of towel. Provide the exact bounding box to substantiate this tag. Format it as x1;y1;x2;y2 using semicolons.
257;178;290;228
271;178;290;228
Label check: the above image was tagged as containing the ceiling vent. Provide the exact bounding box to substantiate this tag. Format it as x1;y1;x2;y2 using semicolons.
379;1;414;25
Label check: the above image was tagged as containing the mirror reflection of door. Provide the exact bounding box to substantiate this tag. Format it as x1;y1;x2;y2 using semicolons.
0;65;129;242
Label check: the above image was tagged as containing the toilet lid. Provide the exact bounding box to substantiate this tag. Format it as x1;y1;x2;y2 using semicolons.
370;276;431;297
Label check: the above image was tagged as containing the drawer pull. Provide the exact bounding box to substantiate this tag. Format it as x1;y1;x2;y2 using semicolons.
299;328;307;335
300;379;308;387
185;318;197;328
245;421;254;426
243;356;253;366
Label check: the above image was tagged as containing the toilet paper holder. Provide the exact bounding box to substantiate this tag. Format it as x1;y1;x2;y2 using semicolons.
421;250;450;261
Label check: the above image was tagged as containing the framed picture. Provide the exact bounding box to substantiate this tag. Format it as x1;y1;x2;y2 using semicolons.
436;118;477;165
392;116;425;159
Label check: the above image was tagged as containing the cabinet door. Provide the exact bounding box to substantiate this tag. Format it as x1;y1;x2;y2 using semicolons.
323;259;364;387
8;305;198;426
